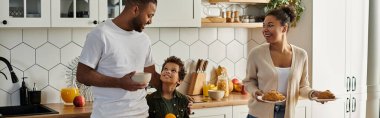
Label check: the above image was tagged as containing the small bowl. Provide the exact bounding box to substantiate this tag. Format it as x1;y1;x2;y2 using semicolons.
208;90;225;101
131;73;151;84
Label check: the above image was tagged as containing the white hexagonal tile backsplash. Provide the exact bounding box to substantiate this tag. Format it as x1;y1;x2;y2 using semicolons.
180;28;198;45
24;65;49;90
11;43;35;71
0;45;10;69
36;43;60;70
0;90;10;106
0;27;259;106
209;41;226;63
48;29;71;48
160;28;180;46
0;29;22;49
227;40;244;63
23;29;47;48
171;41;189;60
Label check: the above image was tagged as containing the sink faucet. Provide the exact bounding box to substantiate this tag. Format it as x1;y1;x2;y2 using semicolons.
0;57;19;83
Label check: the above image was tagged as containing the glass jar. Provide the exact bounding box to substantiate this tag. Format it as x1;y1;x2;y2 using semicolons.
217;73;229;97
249;15;256;23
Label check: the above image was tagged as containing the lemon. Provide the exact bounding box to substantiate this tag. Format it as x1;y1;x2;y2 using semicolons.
165;113;176;118
208;84;217;90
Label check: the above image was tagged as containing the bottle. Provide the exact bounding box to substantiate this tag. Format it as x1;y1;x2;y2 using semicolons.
20;77;29;105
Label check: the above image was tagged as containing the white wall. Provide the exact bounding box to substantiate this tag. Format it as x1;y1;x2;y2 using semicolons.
0;0;312;106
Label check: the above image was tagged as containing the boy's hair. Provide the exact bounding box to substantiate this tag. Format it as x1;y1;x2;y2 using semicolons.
161;56;186;81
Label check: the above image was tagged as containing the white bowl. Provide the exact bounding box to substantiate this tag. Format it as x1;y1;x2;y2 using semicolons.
208;90;225;100
131;73;151;84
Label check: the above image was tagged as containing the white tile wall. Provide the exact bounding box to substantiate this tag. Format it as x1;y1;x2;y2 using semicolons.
0;26;309;106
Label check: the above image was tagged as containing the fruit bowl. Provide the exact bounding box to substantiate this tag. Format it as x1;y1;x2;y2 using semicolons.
132;73;151;84
208;90;224;101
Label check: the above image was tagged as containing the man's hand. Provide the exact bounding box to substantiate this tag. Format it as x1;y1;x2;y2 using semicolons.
119;71;148;91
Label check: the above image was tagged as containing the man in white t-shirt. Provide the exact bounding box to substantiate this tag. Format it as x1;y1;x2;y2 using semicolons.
76;0;160;117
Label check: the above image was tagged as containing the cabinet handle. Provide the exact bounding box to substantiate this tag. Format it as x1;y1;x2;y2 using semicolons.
346;77;351;92
352;76;356;91
346;98;350;113
352;97;356;112
2;20;7;25
190;112;195;115
93;20;98;24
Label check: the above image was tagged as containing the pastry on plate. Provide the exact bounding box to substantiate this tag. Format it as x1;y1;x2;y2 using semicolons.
262;90;285;101
317;90;335;99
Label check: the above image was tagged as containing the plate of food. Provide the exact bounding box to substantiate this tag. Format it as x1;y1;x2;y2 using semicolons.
257;90;286;103
312;90;336;102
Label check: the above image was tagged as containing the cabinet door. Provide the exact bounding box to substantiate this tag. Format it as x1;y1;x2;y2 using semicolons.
147;0;200;27
51;0;98;27
350;93;367;118
190;106;232;118
98;0;123;22
232;105;249;118
295;100;311;118
346;0;369;94
311;94;350;118
0;0;50;27
312;0;347;95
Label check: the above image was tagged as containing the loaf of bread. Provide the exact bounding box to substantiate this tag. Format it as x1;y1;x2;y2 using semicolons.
262;90;285;101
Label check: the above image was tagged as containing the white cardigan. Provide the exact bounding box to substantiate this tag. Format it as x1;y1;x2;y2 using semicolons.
243;43;314;118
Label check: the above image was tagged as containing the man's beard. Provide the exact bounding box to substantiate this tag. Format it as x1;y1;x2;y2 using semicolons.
131;16;144;32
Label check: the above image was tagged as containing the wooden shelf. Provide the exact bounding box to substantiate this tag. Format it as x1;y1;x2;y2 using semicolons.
209;0;270;3
201;22;263;28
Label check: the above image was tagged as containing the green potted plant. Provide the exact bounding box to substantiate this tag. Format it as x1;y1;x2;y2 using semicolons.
264;0;305;27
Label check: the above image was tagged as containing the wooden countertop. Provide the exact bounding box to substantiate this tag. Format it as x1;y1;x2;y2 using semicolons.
12;92;249;118
191;92;250;109
11;103;93;118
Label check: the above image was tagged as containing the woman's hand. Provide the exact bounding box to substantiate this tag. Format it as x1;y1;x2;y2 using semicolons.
311;91;327;104
255;90;264;102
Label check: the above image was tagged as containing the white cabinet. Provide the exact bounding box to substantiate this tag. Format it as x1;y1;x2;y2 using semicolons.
295;100;312;118
189;103;310;118
0;0;50;27
232;105;249;118
312;0;368;118
51;0;99;27
148;0;201;27
348;93;367;118
51;0;200;27
190;106;233;118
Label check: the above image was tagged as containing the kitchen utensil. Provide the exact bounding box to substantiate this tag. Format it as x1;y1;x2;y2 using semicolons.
195;59;201;72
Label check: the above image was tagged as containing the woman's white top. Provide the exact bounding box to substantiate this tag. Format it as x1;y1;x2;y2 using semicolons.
277;67;290;97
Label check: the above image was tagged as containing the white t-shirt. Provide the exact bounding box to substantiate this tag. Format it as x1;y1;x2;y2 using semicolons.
79;19;154;118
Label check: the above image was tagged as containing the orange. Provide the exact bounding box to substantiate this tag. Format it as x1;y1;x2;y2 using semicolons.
165;113;176;118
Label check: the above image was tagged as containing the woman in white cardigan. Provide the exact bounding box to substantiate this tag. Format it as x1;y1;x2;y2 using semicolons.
243;6;330;118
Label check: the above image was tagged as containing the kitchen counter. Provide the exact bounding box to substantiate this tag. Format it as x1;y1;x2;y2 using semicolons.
190;92;250;109
11;92;249;118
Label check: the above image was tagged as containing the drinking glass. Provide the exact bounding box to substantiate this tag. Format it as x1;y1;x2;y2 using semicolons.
61;87;79;105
